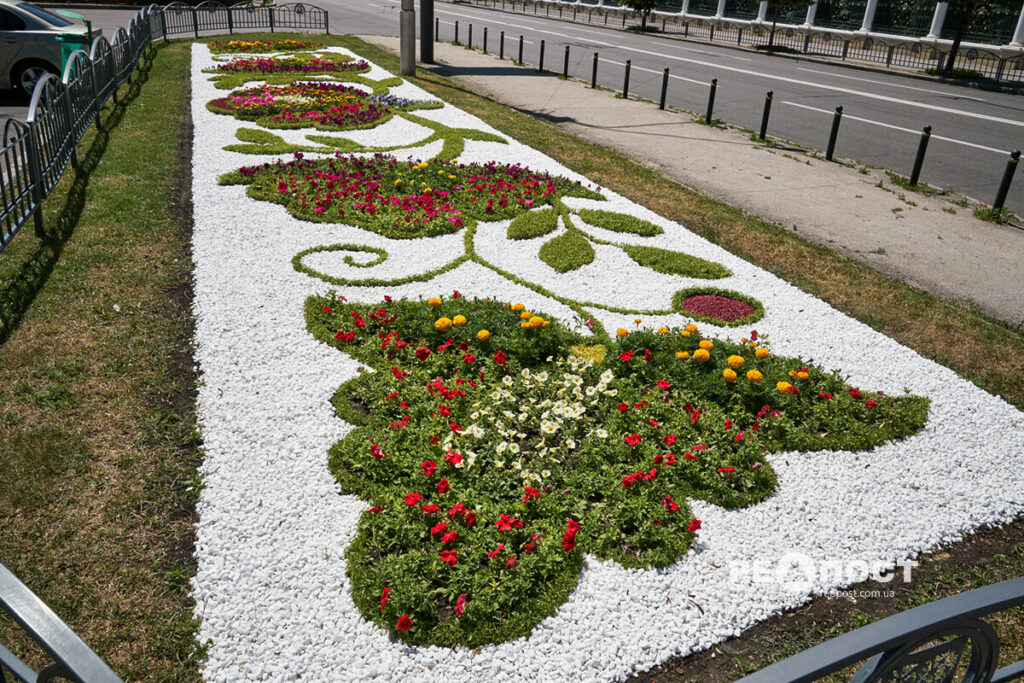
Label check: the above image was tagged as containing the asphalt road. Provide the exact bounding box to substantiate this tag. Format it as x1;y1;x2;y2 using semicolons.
3;1;1021;214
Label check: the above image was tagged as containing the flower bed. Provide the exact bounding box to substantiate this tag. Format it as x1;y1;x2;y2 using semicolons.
208;82;439;132
208;38;324;54
188;43;1024;681
203;54;372;90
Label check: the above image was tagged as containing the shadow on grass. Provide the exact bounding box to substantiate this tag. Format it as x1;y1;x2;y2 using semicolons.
0;48;155;346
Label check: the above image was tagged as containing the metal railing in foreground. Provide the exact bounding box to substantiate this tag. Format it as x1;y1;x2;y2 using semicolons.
0;1;329;255
1;562;122;682
736;576;1024;683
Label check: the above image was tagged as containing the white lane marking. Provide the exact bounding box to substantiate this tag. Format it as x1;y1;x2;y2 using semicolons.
797;67;990;102
783;101;1010;154
431;5;1023;127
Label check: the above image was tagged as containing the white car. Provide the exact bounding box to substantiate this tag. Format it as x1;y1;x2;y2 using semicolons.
0;0;98;92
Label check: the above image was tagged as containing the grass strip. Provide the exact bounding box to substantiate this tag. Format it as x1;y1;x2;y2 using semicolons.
0;38;202;682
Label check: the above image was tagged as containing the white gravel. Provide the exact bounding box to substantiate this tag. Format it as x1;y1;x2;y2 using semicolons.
189;44;1024;682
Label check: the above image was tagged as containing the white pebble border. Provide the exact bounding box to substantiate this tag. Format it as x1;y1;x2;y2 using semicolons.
189;44;1024;682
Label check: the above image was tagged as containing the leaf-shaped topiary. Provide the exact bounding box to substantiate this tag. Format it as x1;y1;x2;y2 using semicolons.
306;295;929;647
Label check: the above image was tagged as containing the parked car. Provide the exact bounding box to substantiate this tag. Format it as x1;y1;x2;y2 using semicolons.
0;0;98;93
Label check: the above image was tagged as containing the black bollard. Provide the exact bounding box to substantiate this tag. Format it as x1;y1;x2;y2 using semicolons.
435;17;439;42
455;20;459;45
518;34;524;64
563;45;570;78
539;39;545;71
623;59;631;99
592;51;598;88
908;125;931;186
705;78;717;124
659;67;669;110
825;105;843;161
468;24;472;48
483;27;488;53
758;90;773;141
500;30;505;59
993;150;1021;212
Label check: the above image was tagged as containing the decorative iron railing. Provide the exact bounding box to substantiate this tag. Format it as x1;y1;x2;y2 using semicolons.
0;1;329;255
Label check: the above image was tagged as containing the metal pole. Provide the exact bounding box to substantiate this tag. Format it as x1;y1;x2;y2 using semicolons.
483;27;488;53
421;0;434;62
518;34;524;64
400;0;416;76
468;23;472;48
993;150;1021;212
622;59;631;99
908;125;931;186
539;39;545;71
563;45;570;78
435;16;439;43
705;77;717;124
659;67;669;110
758;90;772;140
455;20;459;44
825;105;843;161
592;51;598;88
500;30;505;59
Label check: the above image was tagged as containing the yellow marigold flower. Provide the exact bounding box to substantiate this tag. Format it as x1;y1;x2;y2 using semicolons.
755;347;770;359
699;340;714;351
676;350;690;360
693;349;710;362
727;355;745;369
520;311;532;320
723;368;738;382
680;330;691;337
657;327;669;334
746;369;763;382
616;328;629;338
452;315;467;326
634;318;642;324
685;324;699;333
777;381;792;393
477;329;490;341
435;317;452;331
529;316;545;328
788;370;796;378
521;321;530;329
511;303;525;311
427;297;442;307
424;188;433;194
394;179;402;186
541;320;550;327
796;370;809;380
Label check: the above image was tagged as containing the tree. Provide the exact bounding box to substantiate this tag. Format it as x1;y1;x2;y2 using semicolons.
619;0;659;31
766;0;815;49
941;0;1021;74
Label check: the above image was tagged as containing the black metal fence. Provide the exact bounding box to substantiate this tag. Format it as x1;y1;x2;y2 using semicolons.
0;1;329;255
469;0;1024;86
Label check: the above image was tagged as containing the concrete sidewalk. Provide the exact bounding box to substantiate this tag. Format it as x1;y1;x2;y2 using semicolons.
364;35;1024;329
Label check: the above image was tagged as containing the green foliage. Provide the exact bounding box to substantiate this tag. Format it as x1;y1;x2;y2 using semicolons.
538;229;595;272
507;207;560;240
622;245;732;279
306;295;929;647
576;208;663;236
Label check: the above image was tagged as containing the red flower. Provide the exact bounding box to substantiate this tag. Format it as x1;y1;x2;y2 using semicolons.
523;486;540;503
390;366;407;380
415;346;431;361
662;495;680;512
429;436;441;445
644;348;652;363
624;433;642;447
504;556;518;569
444;450;463;467
688;519;702;533
648;418;660;429
463;353;476;364
850;388;863;399
449;422;462;433
448;502;465;518
487;543;506;560
562;534;576;551
439;550;458;565
370;443;385;460
819;392;834;400
524;533;541;554
717;466;735;475
334;330;356;342
441;530;459;545
724;419;732;430
404;492;422;507
566;518;580;534
431;521;448;537
421;504;440;514
865;399;877;409
380;587;390;611
421;460;437;476
657;380;672;390
495;513;522;531
494;350;507;365
452;290;462;299
750;329;758;341
619;350;634;362
396;614;413;631
663;434;678;447
437;404;451;417
454;593;467;616
437;478;450;494
463;511;477;525
321;306;333;312
367;506;384;514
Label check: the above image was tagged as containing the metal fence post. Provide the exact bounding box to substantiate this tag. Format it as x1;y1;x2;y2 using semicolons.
993;150;1021;212
659;67;669;109
705;77;717;124
26;122;45;237
191;7;199;38
909;125;931;186
758;90;772;140
563;44;570;78
268;6;275;31
160;9;168;43
591;51;598;87
622;59;631;98
825;105;843;161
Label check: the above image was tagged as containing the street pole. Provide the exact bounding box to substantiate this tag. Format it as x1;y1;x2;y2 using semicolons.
400;0;415;76
420;0;434;63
